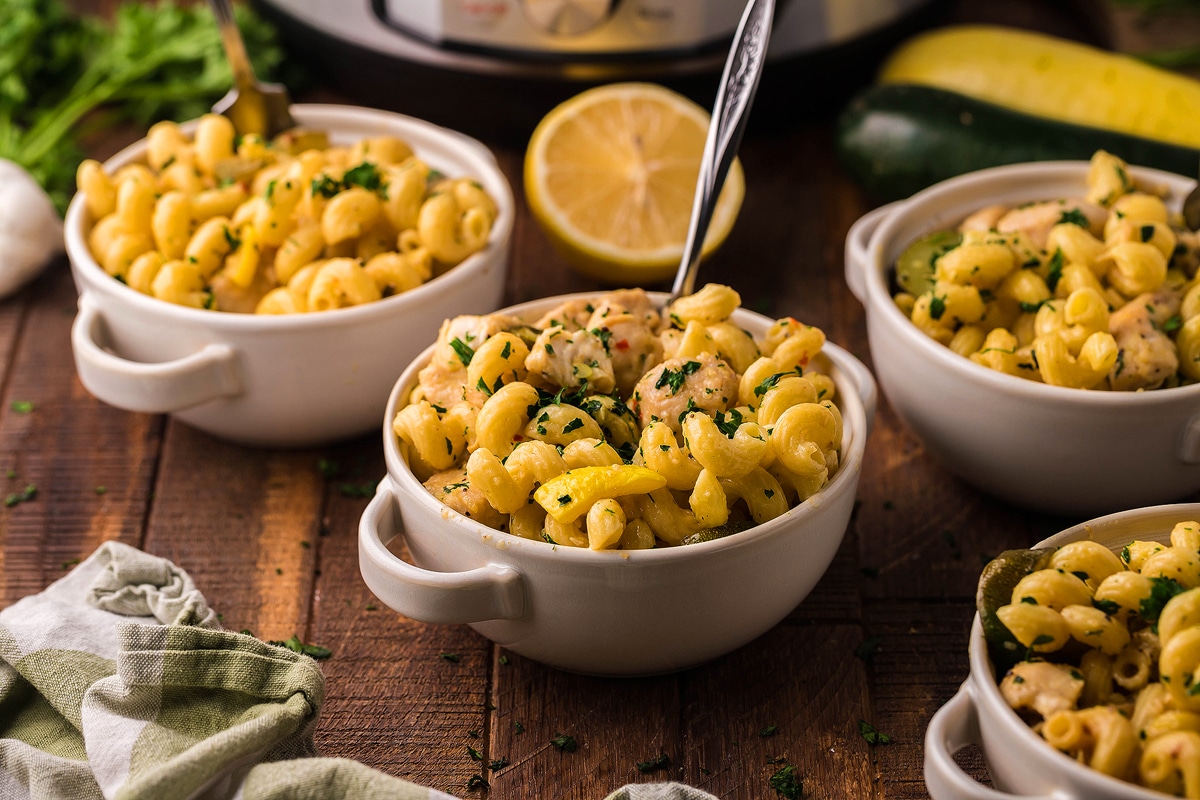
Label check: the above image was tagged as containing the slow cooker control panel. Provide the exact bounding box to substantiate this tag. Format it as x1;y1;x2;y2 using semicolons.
521;0;613;36
381;0;746;55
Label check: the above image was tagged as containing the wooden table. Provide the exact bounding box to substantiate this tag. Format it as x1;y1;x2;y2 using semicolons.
5;2;1200;798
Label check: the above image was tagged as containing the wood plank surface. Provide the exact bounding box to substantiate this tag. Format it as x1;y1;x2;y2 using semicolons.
4;2;1200;800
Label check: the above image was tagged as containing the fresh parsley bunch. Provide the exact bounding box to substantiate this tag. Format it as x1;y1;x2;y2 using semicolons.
0;0;299;213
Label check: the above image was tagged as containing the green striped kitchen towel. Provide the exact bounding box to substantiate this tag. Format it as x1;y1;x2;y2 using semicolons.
0;540;450;800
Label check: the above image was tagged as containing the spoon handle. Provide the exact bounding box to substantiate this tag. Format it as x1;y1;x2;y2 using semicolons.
671;0;775;300
207;0;258;93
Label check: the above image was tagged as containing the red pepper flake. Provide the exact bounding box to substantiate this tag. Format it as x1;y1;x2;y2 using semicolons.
615;339;630;351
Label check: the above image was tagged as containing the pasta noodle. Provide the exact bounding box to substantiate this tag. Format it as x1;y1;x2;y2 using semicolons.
895;150;1200;391
987;521;1200;796
80;115;497;313
394;285;844;551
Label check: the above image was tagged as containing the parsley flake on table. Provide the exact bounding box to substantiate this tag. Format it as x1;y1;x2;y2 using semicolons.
336;481;377;498
760;725;779;738
465;774;489;791
488;757;510;771
467;746;482;761
857;719;892;746
768;764;803;799
5;484;36;507
636;753;670;773
550;733;577;752
10;400;33;413
439;652;461;663
270;635;332;660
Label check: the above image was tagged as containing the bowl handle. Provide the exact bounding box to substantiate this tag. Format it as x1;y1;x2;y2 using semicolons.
925;683;1061;800
1180;414;1200;464
844;202;900;303
358;478;526;624
72;294;242;413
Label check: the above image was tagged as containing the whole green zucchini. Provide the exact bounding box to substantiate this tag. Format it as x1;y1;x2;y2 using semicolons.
835;83;1200;202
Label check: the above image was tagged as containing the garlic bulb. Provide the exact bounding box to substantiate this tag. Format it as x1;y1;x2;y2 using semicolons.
0;158;64;299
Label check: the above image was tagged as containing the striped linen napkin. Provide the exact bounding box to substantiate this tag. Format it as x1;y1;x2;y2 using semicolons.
0;541;450;800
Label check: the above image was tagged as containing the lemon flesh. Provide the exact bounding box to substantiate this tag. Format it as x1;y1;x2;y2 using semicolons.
525;82;745;284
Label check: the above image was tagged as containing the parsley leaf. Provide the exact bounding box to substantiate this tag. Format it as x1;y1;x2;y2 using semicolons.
768;764;803;799
1141;576;1186;629
270;635;332;659
636;753;670;773
550;733;577;752
858;719;892;746
449;338;475;367
1057;208;1089;228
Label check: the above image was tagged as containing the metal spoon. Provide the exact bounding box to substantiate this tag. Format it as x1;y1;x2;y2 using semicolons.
668;0;775;303
207;0;296;137
1184;157;1200;230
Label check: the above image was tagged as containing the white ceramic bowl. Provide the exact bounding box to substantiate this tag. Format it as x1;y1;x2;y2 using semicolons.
925;502;1200;800
845;162;1200;516
64;104;513;447
357;293;878;676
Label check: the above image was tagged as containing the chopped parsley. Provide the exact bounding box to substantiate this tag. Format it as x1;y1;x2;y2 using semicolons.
557;494;572;506
562;418;584;434
858;719;892;746
317;458;340;479
222;225;241;250
488;757;510;771
466;774;489;791
311;175;340;198
1057;208;1089;228
342;162;384;191
467;746;482;761
753;371;798;397
1163;314;1183;333
550;733;577;752
768;764;803;799
270;635;332;659
1031;634;1055;647
1141;576;1186;629
714;408;743;438
636;753;670;773
9;400;33;414
450;338;476;366
1092;598;1121;615
1141;224;1157;242
500;341;512;359
760;725;779;738
439;652;461;663
928;294;946;321
4;484;36;507
655;361;702;395
1046;249;1064;292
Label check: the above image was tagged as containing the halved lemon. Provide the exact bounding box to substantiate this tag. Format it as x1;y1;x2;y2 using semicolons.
525;82;745;284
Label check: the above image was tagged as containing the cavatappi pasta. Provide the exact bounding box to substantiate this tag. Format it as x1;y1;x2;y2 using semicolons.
893;150;1200;390
393;284;843;551
78;114;497;313
986;523;1200;796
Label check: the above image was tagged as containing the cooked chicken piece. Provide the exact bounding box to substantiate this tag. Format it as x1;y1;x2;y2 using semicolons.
960;204;1007;233
415;361;469;409
589;288;660;327
533;299;593;331
586;313;664;399
430;313;525;370
996;199;1106;250
1108;288;1182;391
525;326;616;394
632;353;739;433
1000;661;1084;720
424;467;506;529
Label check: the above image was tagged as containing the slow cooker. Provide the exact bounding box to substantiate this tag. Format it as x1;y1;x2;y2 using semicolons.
256;0;946;139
